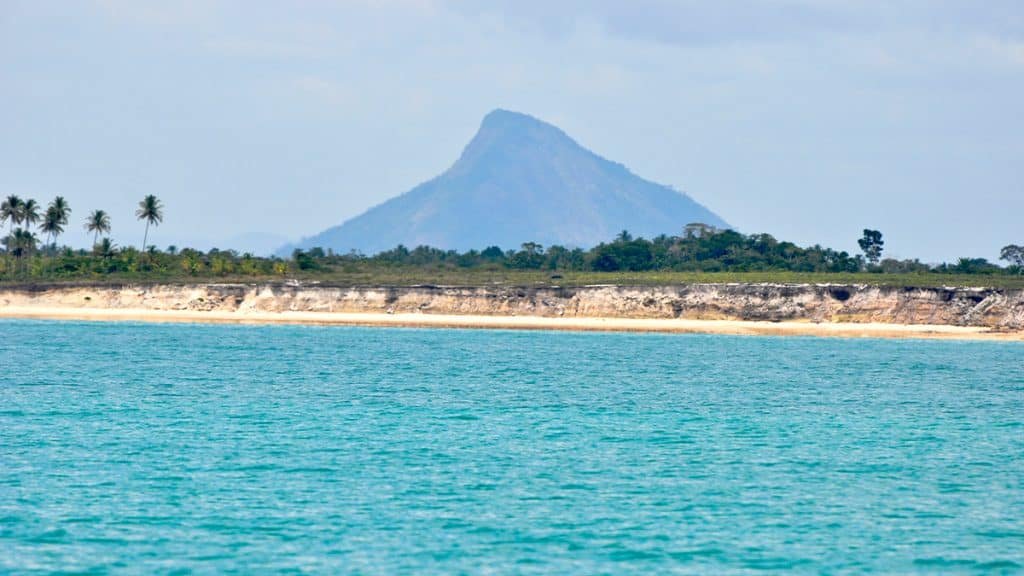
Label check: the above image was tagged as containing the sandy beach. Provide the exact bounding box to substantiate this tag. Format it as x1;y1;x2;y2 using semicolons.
1;305;1021;341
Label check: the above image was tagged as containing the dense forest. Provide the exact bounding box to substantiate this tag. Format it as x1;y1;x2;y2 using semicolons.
2;194;1022;283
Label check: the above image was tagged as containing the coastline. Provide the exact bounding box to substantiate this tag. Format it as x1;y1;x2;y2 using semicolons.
2;305;1021;341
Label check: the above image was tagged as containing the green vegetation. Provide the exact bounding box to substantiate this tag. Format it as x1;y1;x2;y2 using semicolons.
1001;245;1024;269
85;209;111;246
1;196;1021;289
135;194;163;256
857;229;884;264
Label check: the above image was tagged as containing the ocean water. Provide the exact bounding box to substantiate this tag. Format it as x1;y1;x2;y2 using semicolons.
1;320;1022;574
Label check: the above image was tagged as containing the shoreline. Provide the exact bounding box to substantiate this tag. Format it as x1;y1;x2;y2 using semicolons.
2;306;1021;341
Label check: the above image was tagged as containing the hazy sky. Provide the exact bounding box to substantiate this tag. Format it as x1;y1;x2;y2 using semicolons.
2;1;1021;260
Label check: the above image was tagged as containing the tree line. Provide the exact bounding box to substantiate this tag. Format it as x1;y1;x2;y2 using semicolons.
300;227;1018;276
1;205;1021;279
1;194;163;274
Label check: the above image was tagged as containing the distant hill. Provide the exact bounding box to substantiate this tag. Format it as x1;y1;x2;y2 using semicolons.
284;109;728;255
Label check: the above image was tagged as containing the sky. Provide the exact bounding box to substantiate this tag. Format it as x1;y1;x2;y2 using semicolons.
1;0;1021;261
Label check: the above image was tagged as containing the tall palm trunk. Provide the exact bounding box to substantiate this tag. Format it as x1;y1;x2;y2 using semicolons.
142;220;150;263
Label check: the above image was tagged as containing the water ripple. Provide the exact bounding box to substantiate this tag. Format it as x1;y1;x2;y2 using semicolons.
1;320;1022;574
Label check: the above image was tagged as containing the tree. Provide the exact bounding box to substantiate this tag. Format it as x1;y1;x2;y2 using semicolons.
591;239;654;271
544;245;570;270
95;237;116;260
21;199;40;230
1000;244;1024;271
949;257;1000;275
85;210;112;246
1;195;23;235
6;228;38;273
510;242;545;269
1;196;23;272
520;242;543;256
857;229;884;265
291;248;320;271
40;206;64;249
136;195;163;256
51;196;71;218
480;246;504;261
616;230;633;243
49;196;71;243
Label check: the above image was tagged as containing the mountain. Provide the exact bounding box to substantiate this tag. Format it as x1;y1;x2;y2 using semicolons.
286;109;728;255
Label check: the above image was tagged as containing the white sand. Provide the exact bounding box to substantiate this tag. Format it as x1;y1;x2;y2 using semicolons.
1;305;1021;341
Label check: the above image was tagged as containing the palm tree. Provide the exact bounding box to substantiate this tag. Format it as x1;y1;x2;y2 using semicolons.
50;196;71;227
85;210;111;247
44;197;71;250
51;196;70;220
135;195;163;256
21;199;41;230
1;195;23;273
40;206;64;250
96;237;116;260
8;228;38;274
1;195;22;235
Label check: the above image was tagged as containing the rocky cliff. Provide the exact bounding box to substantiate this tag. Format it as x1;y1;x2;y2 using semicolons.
2;283;1022;330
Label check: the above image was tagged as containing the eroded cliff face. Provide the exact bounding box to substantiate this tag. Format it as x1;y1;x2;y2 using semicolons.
1;283;1022;329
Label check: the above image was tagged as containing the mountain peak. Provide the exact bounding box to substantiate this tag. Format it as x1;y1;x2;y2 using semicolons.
457;109;576;167
482;107;530;122
475;109;570;141
480;108;547;128
286;110;729;255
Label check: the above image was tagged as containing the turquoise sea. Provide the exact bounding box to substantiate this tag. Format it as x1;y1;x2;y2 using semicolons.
1;319;1022;574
